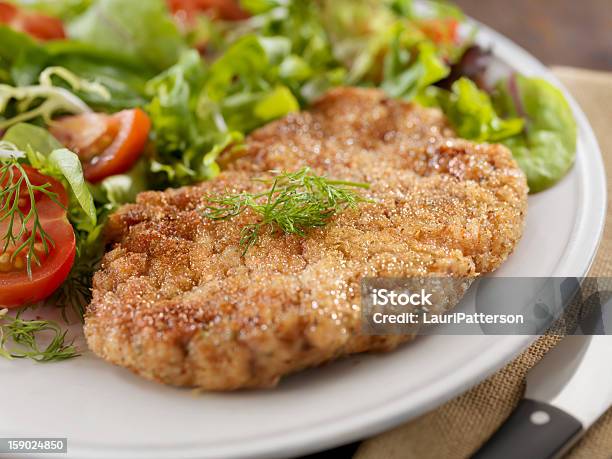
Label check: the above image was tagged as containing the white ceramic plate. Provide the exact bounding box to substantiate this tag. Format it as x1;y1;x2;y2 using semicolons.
1;16;606;459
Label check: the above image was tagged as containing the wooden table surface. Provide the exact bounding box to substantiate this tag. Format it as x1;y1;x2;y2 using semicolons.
454;0;612;71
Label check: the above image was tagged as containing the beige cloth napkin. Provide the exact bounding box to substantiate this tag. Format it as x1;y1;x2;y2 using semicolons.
355;67;612;459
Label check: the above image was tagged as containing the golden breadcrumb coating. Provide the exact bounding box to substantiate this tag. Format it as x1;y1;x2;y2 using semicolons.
85;88;527;389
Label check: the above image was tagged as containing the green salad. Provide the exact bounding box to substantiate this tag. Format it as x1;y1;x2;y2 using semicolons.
0;0;577;360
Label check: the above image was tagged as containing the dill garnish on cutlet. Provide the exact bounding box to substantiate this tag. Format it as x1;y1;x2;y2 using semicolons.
203;167;371;254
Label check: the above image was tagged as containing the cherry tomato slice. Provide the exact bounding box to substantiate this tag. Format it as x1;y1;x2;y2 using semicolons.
0;1;65;41
50;108;151;183
0;166;75;308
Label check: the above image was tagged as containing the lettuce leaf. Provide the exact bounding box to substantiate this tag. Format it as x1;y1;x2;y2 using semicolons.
254;86;300;120
204;36;300;130
45;148;96;225
239;0;279;14
427;77;524;142
382;41;450;99
0;26;149;111
43;41;151;110
390;0;465;20
324;0;462;87
493;74;577;192
68;0;185;71
2;121;63;153
239;1;345;103
143;2;458;187
145;50;213;185
0;26;48;85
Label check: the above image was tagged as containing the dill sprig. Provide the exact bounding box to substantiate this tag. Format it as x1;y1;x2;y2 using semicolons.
0;158;61;277
0;308;79;362
204;167;371;254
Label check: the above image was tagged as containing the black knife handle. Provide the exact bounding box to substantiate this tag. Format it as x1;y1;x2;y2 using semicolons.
472;399;583;459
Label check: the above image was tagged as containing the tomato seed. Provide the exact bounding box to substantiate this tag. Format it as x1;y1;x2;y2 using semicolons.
0;253;11;272
13;256;24;270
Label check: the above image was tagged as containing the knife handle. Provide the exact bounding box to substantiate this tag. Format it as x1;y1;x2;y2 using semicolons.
472;399;583;459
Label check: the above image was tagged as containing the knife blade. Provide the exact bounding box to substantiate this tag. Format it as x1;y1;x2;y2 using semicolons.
472;334;612;459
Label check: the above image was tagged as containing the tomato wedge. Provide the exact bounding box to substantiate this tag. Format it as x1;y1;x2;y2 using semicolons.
0;1;65;41
50;108;151;183
0;166;75;308
168;0;249;25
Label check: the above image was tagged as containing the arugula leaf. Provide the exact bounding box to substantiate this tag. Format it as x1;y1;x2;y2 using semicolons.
493;74;577;192
3;123;96;224
68;0;185;71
